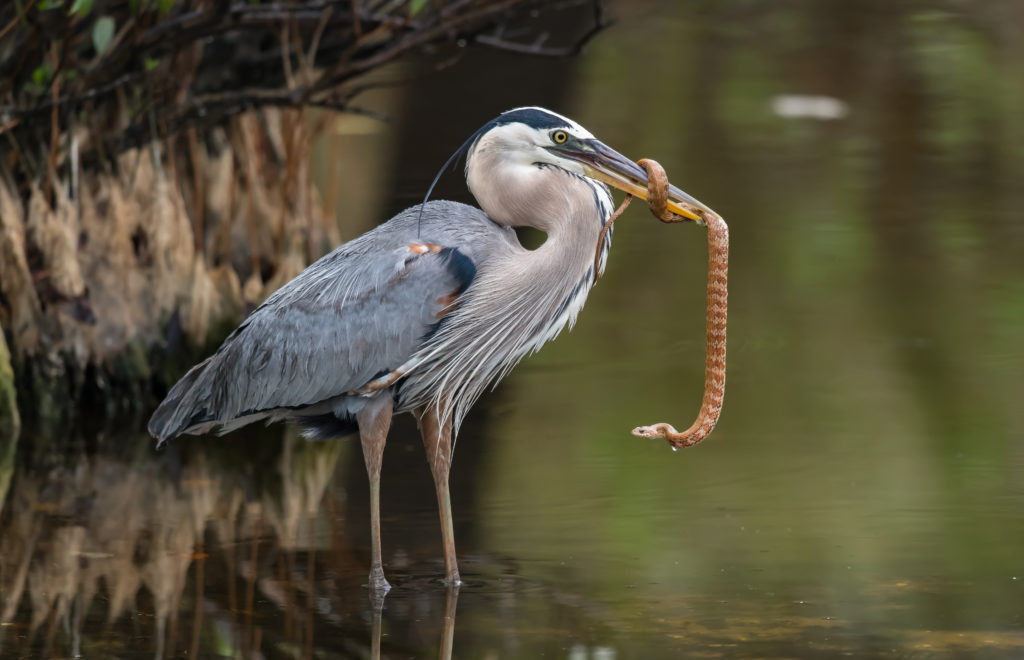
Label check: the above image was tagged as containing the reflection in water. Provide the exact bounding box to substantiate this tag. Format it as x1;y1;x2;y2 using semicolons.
0;430;461;658
2;433;312;657
0;427;627;659
4;422;1023;658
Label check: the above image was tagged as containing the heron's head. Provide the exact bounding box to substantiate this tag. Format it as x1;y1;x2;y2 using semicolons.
465;106;711;227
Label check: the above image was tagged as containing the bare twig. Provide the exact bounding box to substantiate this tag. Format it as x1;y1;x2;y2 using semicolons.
306;7;334;77
0;0;37;42
0;118;20;137
3;0;606;177
44;50;60;204
350;0;363;37
281;21;296;88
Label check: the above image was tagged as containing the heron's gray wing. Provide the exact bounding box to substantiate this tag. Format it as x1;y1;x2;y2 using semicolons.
148;211;484;441
232;243;474;407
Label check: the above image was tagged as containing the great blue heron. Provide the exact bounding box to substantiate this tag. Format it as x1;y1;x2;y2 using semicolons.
149;106;711;591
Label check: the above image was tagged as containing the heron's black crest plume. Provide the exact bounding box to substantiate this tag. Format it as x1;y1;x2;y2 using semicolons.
417;127;486;238
488;107;572;131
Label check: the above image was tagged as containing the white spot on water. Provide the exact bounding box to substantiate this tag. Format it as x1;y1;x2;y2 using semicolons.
771;94;849;120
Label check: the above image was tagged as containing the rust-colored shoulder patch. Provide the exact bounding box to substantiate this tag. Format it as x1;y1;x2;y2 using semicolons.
408;242;443;255
434;288;461;319
348;368;405;395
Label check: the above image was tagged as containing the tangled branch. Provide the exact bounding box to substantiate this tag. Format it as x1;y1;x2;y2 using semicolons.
0;0;606;186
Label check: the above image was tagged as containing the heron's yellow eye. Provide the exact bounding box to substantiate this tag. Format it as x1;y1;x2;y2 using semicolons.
552;130;568;144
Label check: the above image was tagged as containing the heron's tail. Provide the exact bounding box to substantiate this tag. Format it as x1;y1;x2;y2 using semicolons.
148;356;216;447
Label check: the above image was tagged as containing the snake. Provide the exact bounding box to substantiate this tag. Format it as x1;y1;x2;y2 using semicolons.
595;159;729;450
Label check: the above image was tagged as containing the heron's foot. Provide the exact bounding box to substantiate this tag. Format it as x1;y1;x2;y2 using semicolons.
368;566;391;594
443;570;462;588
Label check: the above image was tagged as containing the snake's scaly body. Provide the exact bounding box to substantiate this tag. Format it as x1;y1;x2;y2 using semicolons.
626;160;729;449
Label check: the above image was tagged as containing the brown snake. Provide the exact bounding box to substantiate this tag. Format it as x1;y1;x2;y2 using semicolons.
595;159;729;450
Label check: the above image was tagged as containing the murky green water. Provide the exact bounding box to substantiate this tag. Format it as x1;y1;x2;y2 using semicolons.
4;1;1024;658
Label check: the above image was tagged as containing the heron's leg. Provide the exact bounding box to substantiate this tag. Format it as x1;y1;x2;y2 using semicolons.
357;395;394;593
415;406;461;586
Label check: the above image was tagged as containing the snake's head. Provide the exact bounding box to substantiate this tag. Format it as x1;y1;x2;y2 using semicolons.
631;423;674;440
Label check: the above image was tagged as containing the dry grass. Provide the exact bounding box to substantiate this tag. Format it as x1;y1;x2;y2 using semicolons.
0;108;328;419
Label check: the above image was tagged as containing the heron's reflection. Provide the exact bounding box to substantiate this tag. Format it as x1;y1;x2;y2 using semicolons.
369;585;460;660
0;429;465;658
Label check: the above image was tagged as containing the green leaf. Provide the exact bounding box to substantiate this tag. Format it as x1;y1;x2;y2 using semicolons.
38;0;64;10
25;63;52;95
158;0;174;15
410;0;429;17
92;15;115;55
144;57;160;71
69;0;93;17
32;65;51;87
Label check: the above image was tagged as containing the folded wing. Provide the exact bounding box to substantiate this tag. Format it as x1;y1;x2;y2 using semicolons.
148;213;479;443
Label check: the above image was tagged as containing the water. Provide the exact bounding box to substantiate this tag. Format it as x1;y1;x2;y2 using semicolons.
3;1;1024;657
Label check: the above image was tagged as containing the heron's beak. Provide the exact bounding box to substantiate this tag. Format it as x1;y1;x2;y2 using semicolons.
561;139;712;221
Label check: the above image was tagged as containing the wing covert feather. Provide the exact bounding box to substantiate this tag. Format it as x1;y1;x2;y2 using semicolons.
211;242;467;417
